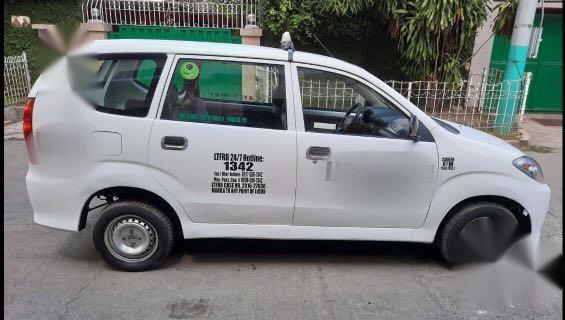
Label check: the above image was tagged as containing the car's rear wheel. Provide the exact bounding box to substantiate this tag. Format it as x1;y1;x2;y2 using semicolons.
439;202;519;265
93;200;174;271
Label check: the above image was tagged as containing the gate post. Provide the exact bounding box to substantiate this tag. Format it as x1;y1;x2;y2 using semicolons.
240;26;263;101
69;22;113;51
495;0;537;135
240;27;262;46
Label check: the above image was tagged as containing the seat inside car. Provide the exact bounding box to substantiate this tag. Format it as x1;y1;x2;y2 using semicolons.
271;84;286;130
103;60;149;114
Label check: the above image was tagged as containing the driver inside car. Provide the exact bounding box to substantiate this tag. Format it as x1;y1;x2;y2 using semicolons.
337;99;410;139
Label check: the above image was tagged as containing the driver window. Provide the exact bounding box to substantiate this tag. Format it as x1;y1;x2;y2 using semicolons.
298;67;410;139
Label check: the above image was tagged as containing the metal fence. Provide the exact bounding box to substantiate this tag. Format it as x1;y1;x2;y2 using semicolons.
254;65;278;103
82;0;258;29
299;79;359;110
386;70;532;134
255;66;360;109
256;67;530;135
4;52;32;106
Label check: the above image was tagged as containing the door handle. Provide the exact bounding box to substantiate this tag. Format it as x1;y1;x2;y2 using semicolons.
161;136;188;150
306;146;332;160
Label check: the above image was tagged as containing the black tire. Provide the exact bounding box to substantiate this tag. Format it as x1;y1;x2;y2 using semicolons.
93;200;174;271
438;202;519;265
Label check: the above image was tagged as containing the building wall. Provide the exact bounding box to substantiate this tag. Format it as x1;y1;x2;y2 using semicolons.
489;13;563;113
469;1;563;113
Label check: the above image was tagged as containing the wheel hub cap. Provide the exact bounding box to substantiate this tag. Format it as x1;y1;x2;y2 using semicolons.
105;216;158;262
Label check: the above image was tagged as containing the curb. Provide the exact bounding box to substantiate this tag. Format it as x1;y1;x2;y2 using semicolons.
505;129;529;149
506;140;521;148
518;128;530;147
4;105;24;123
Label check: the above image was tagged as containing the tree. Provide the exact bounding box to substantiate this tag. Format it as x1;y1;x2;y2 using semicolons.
260;0;406;80
262;0;522;81
492;0;519;38
324;0;491;81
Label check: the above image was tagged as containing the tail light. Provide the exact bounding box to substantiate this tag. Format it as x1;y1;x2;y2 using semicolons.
23;98;37;164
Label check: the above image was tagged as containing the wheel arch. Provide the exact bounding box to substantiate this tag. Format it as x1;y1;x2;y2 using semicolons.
433;195;531;243
79;186;184;239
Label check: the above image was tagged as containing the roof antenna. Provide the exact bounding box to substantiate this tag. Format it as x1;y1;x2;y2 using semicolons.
280;31;295;62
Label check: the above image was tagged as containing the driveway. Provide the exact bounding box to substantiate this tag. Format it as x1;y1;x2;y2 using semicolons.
4;119;562;319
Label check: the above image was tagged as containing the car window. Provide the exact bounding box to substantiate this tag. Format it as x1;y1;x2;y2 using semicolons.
135;59;157;88
161;59;287;130
298;67;411;139
68;54;165;117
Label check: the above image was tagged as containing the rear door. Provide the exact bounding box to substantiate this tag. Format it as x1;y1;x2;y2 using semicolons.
148;56;297;225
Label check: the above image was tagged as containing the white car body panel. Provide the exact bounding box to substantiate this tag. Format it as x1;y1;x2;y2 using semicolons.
26;40;549;245
148;56;297;225
293;131;438;228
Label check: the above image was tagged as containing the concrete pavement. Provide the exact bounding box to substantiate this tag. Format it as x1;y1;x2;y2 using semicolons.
522;114;563;149
4;121;24;140
522;114;563;252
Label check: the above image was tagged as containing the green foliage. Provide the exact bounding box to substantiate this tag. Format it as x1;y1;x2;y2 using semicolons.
260;0;405;80
6;0;511;83
492;0;518;38
261;0;379;45
324;0;489;81
4;0;82;82
261;0;322;44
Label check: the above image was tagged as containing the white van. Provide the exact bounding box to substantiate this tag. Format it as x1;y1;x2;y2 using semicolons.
25;39;550;271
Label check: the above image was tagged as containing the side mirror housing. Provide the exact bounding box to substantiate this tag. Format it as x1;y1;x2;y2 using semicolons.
409;114;419;142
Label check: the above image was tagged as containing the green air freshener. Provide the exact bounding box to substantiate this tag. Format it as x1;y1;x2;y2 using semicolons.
180;62;200;80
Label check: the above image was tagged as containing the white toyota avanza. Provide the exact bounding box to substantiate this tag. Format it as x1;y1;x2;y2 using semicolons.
25;39;550;271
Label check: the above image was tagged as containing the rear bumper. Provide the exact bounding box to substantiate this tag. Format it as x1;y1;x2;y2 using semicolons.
26;168;94;231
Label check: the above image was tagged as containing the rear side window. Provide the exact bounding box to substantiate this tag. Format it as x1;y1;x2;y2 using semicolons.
135;59;157;88
161;59;287;130
69;54;165;117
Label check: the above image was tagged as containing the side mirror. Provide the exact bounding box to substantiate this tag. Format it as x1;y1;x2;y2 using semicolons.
409;114;419;142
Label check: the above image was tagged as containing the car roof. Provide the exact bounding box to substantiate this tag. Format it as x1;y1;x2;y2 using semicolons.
71;39;369;76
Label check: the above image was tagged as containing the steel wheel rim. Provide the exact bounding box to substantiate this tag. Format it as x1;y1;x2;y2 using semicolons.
104;215;159;263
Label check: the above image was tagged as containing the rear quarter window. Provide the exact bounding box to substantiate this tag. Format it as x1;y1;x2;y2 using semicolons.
68;54;165;117
135;59;157;88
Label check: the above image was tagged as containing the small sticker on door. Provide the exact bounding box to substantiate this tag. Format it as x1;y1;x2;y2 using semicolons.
441;157;455;170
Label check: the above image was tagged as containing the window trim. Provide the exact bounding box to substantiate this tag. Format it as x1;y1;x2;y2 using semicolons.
155;54;295;132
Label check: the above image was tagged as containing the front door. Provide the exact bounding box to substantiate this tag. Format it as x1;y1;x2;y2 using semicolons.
148;56;296;225
291;65;438;228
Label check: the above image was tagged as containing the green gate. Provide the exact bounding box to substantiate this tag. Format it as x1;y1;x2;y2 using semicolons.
489;14;563;113
108;26;243;101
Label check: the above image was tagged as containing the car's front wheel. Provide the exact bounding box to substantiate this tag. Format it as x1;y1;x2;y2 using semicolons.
93;200;174;271
438;202;519;265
